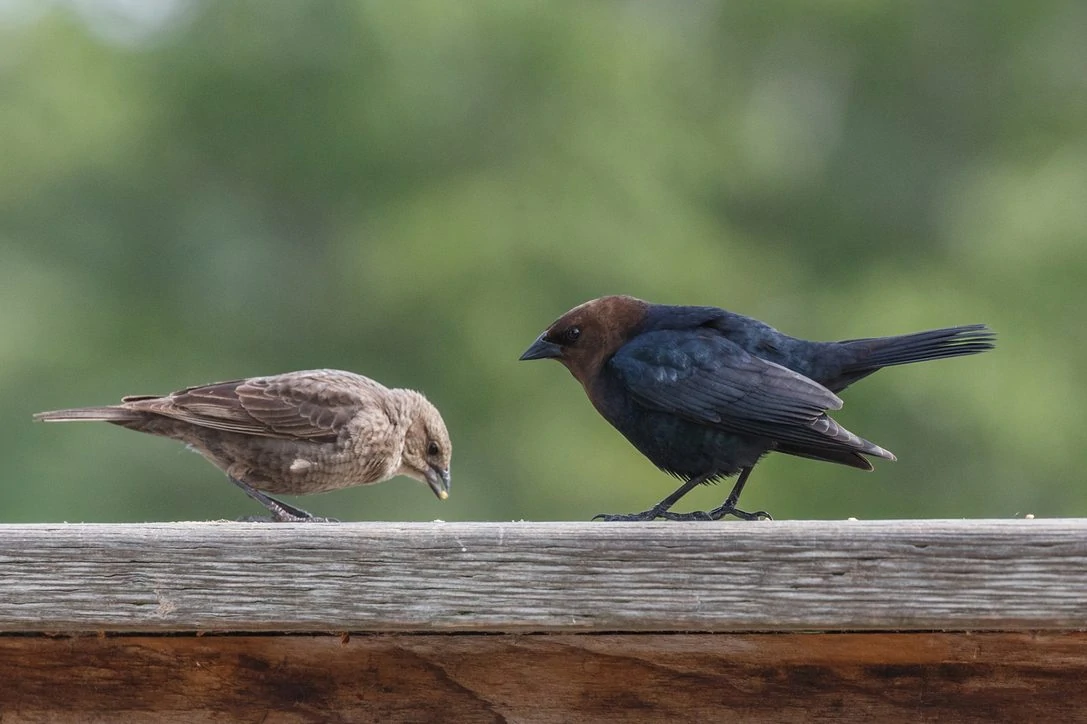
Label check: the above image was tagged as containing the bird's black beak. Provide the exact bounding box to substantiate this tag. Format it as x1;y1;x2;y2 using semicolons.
425;465;451;501
519;334;562;361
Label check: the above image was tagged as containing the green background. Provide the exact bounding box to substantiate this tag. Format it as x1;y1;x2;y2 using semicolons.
3;1;1083;522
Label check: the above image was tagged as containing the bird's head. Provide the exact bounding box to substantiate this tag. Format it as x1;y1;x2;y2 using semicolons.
519;295;650;385
397;393;452;500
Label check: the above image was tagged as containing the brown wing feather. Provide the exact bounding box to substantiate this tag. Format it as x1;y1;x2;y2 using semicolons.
123;370;383;441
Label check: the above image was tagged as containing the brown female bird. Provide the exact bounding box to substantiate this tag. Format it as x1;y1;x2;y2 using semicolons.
521;296;993;521
35;369;452;521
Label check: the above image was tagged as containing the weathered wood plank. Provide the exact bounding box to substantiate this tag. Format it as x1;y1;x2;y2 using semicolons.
2;632;1086;722
1;520;1085;633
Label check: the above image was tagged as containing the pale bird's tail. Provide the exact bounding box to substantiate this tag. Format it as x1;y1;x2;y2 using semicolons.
33;406;142;423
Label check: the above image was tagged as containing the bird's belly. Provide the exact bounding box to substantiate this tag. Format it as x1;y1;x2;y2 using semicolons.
610;411;772;481
190;432;380;495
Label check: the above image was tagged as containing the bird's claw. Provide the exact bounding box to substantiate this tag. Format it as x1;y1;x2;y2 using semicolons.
592;503;772;522
275;513;340;523
660;506;773;522
592;508;668;522
725;507;772;521
660;510;713;521
237;513;339;523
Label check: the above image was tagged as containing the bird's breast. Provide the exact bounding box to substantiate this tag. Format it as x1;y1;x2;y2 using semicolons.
588;372;771;480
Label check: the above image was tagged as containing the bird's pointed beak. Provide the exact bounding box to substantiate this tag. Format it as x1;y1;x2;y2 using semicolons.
425;465;451;501
519;334;562;361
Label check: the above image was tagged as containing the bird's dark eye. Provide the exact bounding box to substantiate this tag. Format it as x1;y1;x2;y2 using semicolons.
427;441;440;457
561;326;581;344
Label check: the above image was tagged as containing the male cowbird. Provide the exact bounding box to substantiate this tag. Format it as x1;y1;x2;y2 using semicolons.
520;296;994;521
34;369;452;521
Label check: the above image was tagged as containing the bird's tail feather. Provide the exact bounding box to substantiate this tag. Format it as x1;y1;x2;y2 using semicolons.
776;443;876;471
33;406;141;423
840;324;995;373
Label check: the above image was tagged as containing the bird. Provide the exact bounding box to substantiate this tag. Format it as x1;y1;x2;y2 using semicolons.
520;295;994;521
34;369;452;522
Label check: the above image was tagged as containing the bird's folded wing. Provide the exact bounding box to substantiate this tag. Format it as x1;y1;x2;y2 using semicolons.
609;331;881;453
122;371;376;440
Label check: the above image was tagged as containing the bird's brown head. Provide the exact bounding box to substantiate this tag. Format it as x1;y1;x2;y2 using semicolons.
519;295;650;385
397;393;452;500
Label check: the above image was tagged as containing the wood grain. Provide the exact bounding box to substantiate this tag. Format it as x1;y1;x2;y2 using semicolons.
1;519;1085;633
1;632;1085;723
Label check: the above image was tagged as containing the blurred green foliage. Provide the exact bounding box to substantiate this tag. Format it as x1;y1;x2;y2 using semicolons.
2;1;1084;522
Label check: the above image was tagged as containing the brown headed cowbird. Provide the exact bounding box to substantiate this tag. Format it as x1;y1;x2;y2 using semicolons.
34;369;452;522
520;296;994;521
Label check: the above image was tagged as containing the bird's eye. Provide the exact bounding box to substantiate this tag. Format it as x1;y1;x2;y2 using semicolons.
427;441;440;457
562;326;581;344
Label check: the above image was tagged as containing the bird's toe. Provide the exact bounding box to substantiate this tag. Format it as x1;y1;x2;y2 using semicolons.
705;504;773;521
273;512;339;523
660;510;715;521
592;510;664;522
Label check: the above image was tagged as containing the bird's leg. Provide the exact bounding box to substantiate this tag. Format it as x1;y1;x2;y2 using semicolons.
660;467;772;521
592;474;712;521
228;477;338;523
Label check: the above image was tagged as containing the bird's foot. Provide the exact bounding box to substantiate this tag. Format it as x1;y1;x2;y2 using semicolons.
661;505;773;522
273;510;339;523
257;499;338;522
236;513;340;523
592;506;670;522
227;478;337;523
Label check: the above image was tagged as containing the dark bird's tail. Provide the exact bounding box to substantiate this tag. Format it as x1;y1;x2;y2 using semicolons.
825;324;995;391
33;406;142;423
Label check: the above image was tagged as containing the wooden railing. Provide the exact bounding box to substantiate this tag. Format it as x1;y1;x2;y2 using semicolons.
2;519;1085;721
